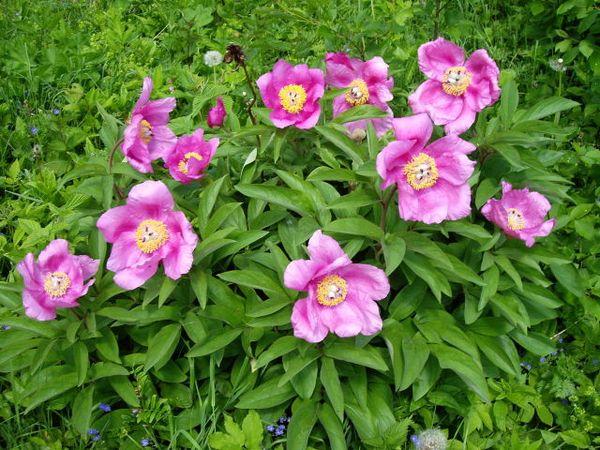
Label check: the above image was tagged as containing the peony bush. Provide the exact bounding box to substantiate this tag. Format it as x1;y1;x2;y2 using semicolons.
1;4;594;447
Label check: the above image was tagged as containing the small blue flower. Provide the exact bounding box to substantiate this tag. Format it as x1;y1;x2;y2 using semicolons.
410;434;420;445
141;438;150;447
30;126;39;135
274;427;285;437
540;357;546;363
52;108;60;115
266;425;275;433
558;337;564;343
526;363;532;370
276;424;286;432
551;351;558;356
1;325;10;331
98;403;111;412
277;415;289;425
92;434;101;442
87;428;99;435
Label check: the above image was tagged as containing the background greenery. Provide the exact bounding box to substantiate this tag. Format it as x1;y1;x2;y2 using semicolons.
0;0;598;449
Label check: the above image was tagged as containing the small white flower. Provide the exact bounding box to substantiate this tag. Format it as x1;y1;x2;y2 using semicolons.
204;50;223;67
416;429;448;450
549;58;566;72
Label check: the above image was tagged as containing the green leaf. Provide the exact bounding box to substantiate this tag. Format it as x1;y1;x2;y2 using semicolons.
324;217;383;240
318;402;347;450
242;411;263;450
187;328;242;358
95;329;120;363
190;268;209;309
550;263;585;297
324;342;388;372
400;333;430;390
235;183;313;216
218;269;288;297
479;264;500;310
145;324;181;371
236;377;296;409
430;344;490;401
403;252;451;301
315;125;364;164
510;330;556;356
560;430;590;448
71;385;94;435
254;336;299;370
72;341;88;386
500;77;519;125
383;234;406;275
320;357;344;421
158;277;177;307
327;190;378;210
332;104;388;124
109;376;140;407
520;96;579;121
287;400;318;450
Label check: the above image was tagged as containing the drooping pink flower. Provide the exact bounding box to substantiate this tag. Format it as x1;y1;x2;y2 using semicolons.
376;113;476;224
164;129;218;184
325;52;394;137
481;181;555;247
207;97;226;128
96;181;198;290
16;240;99;321
121;77;177;173
284;230;389;343
256;60;325;129
408;38;500;135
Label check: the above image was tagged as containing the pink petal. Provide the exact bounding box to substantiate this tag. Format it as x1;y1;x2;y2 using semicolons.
23;289;56;321
147;125;176;160
337;263;390;301
418;38;465;81
133;77;153;113
257;72;276;108
112;260;159;290
318;300;364;338
324;52;356;88
77;255;100;280
291;297;329;343
362;56;390;85
441;181;473;220
307;230;349;266
16;253;40;289
376;140;414;189
391;113;433;147
295;106;321;129
140;98;176;125
425;134;476;157
284;259;318;291
465;49;501;110
106;233;150;272
444;105;477;135
408;80;464;124
96;205;140;243
127;180;175;211
434;152;476;186
37;239;70;271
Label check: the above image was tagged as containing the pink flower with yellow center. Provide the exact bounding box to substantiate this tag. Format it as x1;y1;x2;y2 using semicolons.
481;181;556;247
96;181;198;290
408;38;500;135
16;240;99;321
325;52;394;137
164;129;219;184
376;113;476;224
121;77;177;173
256;60;325;129
207;97;226;128
284;230;390;343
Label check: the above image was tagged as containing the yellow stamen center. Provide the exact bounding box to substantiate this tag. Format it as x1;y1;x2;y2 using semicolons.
44;272;71;298
345;79;369;106
442;66;472;96
316;275;347;307
507;208;526;231
139;119;153;144
135;219;169;253
279;84;307;114
177;152;203;175
404;153;439;190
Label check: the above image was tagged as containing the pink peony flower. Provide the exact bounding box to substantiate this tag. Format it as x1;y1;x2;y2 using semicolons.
121;77;177;173
284;230;389;343
96;180;198;290
325;52;394;137
376;113;476;224
408;38;500;135
256;60;325;129
207;97;226;128
16;240;99;321
481;181;556;247
164;128;219;184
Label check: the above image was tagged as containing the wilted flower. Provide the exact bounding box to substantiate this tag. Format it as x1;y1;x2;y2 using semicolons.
284;230;390;342
121;77;177;173
325;52;394;136
481;181;555;247
99;403;111;412
29;126;39;135
207;97;226;128
164;128;219;184
376;113;476;224
223;44;245;65
257;60;325;129
16;240;99;321
415;429;448;450
204;50;223;67
408;38;500;134
96;181;198;290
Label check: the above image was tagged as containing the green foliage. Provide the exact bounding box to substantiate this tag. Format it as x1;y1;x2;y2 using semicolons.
0;0;598;449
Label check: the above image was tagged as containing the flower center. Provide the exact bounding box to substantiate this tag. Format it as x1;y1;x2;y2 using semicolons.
507;208;526;230
135;219;169;253
43;272;71;298
345;79;369;106
316;275;347;307
404;153;439;190
139;119;153;144
177;151;203;175
442;66;472;96
278;84;307;114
